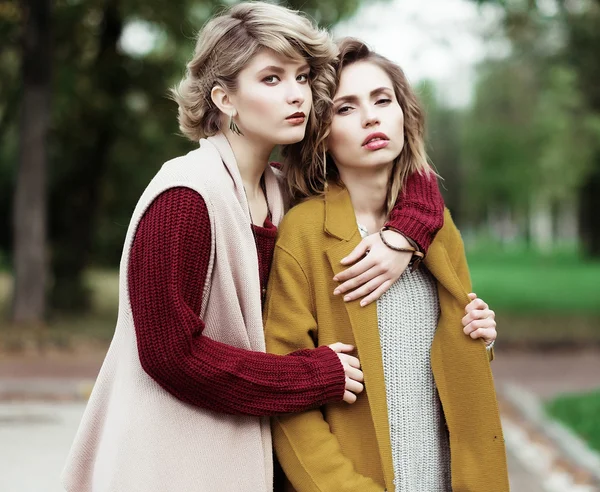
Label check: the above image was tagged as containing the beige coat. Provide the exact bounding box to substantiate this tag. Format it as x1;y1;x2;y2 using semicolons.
61;134;284;491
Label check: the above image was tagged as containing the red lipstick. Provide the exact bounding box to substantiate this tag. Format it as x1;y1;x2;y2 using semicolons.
286;112;306;125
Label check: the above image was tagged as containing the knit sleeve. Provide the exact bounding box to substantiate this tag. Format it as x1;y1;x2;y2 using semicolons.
128;187;345;416
385;171;445;253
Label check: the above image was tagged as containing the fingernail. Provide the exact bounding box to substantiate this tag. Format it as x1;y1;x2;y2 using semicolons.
344;296;351;302
333;276;338;282
333;289;340;295
360;300;366;307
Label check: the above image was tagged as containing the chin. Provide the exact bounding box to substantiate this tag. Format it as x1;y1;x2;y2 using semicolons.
363;150;398;166
272;126;307;146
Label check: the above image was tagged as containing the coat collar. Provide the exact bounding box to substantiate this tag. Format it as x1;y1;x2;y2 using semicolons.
323;183;395;490
324;183;359;241
324;184;469;304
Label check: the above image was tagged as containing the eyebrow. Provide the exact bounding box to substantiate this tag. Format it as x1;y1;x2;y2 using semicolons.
258;64;311;75
333;86;393;104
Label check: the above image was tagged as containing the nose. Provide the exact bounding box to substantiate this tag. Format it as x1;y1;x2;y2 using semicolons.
286;81;305;107
362;108;380;128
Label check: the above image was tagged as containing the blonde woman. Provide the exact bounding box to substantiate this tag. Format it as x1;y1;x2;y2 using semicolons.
265;38;509;492
62;5;445;491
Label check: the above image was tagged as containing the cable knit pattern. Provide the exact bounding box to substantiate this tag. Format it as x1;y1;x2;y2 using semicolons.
385;172;445;253
359;225;451;491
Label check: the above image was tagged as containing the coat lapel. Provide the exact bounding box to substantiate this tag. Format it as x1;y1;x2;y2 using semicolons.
423;239;470;306
324;186;396;492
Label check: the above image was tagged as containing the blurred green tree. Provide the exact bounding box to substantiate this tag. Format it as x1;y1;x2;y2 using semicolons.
2;0;373;324
417;81;465;224
469;0;600;255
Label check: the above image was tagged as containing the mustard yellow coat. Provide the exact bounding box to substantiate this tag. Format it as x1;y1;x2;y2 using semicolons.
264;185;509;492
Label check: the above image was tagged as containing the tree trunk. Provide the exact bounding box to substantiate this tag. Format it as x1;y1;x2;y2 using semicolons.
579;160;600;257
564;6;600;257
50;0;123;312
529;193;554;253
11;0;51;325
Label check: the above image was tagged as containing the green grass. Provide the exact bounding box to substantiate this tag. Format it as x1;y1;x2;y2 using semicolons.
546;390;600;453
467;248;600;315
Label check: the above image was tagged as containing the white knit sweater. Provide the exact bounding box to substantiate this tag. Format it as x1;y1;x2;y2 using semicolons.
359;225;452;491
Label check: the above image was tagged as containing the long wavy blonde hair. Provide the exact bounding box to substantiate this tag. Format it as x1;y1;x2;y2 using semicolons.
284;37;435;214
171;2;336;143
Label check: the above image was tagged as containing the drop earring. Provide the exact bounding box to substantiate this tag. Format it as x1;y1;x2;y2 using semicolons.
229;112;243;136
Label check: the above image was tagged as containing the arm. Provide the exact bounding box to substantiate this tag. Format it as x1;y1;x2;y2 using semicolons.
332;171;445;305
385;170;445;253
264;245;384;492
129;187;345;416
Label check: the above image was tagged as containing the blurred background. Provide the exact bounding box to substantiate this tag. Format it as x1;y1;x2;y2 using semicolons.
1;0;599;491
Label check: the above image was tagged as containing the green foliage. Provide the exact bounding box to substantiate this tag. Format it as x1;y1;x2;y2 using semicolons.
467;246;600;314
546;390;600;453
534;65;600;201
465;0;600;258
462;59;538;218
1;0;370;314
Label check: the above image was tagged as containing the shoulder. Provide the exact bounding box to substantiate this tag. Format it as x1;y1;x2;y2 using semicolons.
433;208;466;254
160;145;219;176
276;196;326;250
152;145;233;204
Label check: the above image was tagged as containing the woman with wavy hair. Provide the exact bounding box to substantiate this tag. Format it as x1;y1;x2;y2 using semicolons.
265;38;508;492
62;4;446;491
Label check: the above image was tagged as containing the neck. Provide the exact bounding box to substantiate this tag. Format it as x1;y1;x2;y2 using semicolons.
338;164;392;232
224;130;273;198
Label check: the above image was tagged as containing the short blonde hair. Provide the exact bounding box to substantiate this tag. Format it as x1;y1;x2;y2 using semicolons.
285;37;435;214
172;2;336;142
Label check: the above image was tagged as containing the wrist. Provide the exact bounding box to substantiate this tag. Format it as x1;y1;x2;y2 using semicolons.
381;226;419;251
379;227;425;271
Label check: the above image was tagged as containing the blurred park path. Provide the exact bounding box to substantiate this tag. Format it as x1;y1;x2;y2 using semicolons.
0;402;85;492
2;347;598;399
493;349;600;492
1;348;598;491
492;349;600;399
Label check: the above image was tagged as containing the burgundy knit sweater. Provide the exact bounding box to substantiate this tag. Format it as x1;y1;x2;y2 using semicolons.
128;171;444;416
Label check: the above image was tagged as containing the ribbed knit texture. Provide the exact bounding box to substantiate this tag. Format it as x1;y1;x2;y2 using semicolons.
128;187;343;415
127;170;443;416
359;224;452;491
62;134;310;492
62;131;444;491
385;171;445;253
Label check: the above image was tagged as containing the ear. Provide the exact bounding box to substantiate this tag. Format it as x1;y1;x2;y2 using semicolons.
211;85;236;117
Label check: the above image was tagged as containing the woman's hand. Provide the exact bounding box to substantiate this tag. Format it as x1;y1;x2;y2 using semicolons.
328;342;364;404
462;293;496;346
332;230;412;307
